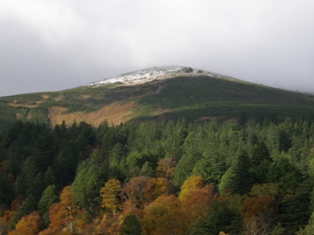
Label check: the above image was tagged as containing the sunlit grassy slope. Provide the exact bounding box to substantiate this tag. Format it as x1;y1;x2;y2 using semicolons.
1;75;314;132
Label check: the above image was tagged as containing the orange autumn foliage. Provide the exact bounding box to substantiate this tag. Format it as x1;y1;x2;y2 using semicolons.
2;210;14;225
41;186;78;234
143;177;168;205
155;158;176;179
10;198;23;211
141;195;187;235
122;176;169;209
122;176;149;208
9;211;42;235
94;213;120;235
0;210;14;235
47;203;67;231
39;230;72;235
242;196;275;218
241;195;276;235
121;199;144;219
180;183;217;226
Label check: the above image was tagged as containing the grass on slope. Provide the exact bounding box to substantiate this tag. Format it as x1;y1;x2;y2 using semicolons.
1;75;314;132
130;76;314;121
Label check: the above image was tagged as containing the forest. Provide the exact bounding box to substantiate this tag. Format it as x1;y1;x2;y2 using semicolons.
1;116;314;234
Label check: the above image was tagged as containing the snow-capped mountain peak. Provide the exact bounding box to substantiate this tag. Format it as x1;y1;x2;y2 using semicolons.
87;66;237;87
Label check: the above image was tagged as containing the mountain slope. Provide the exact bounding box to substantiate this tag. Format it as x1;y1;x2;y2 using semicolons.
1;66;314;132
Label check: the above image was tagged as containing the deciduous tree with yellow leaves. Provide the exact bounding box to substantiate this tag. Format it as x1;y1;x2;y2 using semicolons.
100;179;121;216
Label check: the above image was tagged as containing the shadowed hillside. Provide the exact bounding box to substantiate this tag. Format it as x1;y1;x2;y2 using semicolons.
1;67;314;132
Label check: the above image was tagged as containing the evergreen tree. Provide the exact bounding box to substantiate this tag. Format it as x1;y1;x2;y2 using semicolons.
0;175;13;206
267;156;302;190
120;215;142;235
72;163;104;215
232;152;253;195
189;199;241;235
188;218;210;235
219;152;253;195
37;184;59;225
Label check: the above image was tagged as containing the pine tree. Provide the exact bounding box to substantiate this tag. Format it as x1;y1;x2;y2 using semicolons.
120;215;142;235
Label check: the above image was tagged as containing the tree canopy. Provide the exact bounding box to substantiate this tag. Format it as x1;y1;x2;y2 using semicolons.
0;118;314;234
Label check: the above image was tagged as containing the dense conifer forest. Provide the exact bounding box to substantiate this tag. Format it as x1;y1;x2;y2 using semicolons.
1;117;314;234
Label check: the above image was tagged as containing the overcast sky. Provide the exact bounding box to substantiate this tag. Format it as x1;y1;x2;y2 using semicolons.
1;0;314;97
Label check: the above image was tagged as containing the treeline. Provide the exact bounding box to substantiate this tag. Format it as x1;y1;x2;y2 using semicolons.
1;118;314;234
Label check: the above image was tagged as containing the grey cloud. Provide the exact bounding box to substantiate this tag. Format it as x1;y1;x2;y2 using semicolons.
1;0;314;96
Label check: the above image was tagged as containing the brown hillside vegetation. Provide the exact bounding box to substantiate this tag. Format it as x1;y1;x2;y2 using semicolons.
48;102;135;126
7;95;49;108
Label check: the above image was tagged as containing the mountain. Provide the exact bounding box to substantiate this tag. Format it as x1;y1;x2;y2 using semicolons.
1;66;314;132
87;66;240;86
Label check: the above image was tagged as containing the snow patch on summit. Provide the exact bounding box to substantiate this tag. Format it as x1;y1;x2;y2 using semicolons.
87;66;237;87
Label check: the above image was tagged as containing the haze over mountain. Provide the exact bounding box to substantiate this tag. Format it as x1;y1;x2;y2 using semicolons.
1;66;314;132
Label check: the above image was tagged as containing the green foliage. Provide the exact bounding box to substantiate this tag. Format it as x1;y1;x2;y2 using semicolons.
299;210;314;235
13;150;47;199
37;184;59;225
229;152;254;195
218;168;235;194
140;161;155;177
188;218;211;235
173;128;206;186
275;180;313;234
1;117;314;233
52;147;77;187
271;223;285;235
120;215;142;235
72;162;104;215
0;174;13;205
188;199;242;235
267;156;302;190
192;155;226;185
